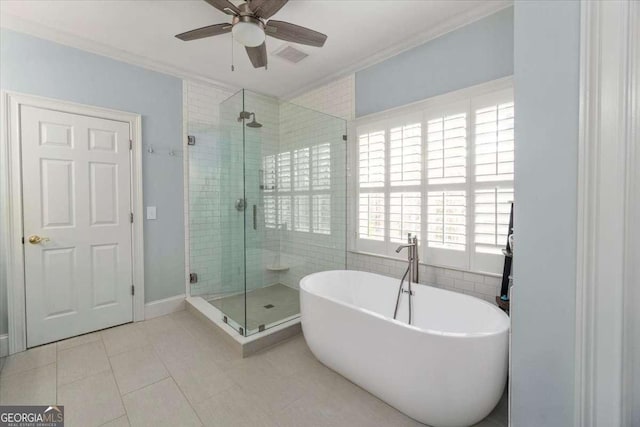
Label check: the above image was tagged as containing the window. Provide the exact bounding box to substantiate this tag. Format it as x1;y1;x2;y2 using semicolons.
355;82;514;274
266;143;332;235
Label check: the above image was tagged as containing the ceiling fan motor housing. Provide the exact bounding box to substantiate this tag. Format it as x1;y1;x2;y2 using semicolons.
232;14;266;47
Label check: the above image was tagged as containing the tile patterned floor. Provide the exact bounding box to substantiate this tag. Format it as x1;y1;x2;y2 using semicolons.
0;310;507;427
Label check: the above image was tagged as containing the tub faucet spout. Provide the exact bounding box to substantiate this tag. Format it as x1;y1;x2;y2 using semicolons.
395;234;419;284
395;244;413;253
393;234;419;324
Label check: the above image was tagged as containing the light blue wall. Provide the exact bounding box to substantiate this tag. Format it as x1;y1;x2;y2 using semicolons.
355;7;514;117
0;29;185;334
511;1;580;426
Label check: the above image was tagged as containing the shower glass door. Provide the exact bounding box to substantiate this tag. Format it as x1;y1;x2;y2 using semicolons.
190;89;247;334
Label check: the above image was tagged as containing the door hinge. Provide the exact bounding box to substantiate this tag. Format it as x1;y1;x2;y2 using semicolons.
343;134;347;141
129;139;133;150
130;213;134;223
131;285;135;296
189;273;198;284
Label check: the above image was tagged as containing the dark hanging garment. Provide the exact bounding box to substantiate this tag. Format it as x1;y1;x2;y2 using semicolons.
500;202;514;300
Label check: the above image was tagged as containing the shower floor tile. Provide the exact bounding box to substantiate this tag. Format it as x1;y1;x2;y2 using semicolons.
207;283;300;332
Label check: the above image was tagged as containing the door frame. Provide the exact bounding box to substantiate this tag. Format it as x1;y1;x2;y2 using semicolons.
574;0;639;425
1;91;145;354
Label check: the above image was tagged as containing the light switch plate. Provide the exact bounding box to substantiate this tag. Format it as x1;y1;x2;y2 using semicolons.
146;206;157;220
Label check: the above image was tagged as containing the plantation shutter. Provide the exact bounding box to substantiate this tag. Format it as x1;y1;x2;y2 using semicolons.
426;113;467;185
389;123;421;243
358;193;385;241
311;143;331;190
353;84;514;273
263;155;276;229
471;89;515;273
357;129;386;250
474;188;513;254
474;102;514;182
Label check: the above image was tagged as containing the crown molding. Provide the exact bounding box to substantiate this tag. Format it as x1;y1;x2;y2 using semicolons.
282;1;513;100
0;13;240;94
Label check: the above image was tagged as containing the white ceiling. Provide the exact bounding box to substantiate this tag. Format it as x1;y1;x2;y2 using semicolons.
0;0;509;98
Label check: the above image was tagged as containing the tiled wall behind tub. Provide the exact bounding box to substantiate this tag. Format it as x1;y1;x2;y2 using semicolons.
289;75;503;304
347;252;502;304
276;101;348;288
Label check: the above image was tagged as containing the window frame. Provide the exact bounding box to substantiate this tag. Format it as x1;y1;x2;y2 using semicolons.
351;77;514;275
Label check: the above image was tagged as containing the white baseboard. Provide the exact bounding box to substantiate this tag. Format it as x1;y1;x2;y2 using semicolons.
144;294;186;320
0;334;8;358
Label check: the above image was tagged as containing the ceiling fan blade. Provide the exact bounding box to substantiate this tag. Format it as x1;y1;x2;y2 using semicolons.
203;0;239;16
175;23;232;41
245;42;268;68
248;0;288;19
265;20;327;47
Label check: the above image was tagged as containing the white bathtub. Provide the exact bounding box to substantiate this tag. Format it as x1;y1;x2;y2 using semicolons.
300;270;509;427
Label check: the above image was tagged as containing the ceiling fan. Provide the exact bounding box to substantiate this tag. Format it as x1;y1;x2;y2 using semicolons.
175;0;327;69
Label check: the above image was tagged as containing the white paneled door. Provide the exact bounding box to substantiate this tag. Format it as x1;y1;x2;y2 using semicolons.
21;105;133;347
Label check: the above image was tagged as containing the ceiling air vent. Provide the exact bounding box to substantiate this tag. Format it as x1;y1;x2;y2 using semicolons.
273;45;309;64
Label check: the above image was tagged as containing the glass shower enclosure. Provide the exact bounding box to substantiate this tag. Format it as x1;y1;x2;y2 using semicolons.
188;89;346;336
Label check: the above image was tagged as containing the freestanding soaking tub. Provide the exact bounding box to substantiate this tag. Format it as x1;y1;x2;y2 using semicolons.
300;270;509;427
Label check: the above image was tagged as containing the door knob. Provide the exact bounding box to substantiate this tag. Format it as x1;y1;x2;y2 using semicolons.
28;235;49;244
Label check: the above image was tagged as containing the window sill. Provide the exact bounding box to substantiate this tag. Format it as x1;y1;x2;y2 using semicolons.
347;249;502;278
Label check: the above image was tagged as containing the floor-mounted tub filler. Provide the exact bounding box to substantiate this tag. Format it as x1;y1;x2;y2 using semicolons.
300;270;510;427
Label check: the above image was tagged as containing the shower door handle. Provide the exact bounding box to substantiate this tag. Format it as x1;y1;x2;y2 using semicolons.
253;205;257;230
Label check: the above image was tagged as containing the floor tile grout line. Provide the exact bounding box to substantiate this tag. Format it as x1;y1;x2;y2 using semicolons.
0;360;57;381
101;323;149;358
101;332;129;425
160;312;241;424
144;317;206;425
56;340;112;389
56;366;112;389
167;376;206;426
116;317;184;400
54;342;58;405
0;343;57;378
0;361;57;406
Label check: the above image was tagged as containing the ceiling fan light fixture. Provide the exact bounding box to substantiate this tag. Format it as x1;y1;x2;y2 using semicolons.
232;17;265;47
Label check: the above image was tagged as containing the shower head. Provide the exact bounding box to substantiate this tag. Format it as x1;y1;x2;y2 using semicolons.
246;113;262;128
246;118;262;128
238;111;262;128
